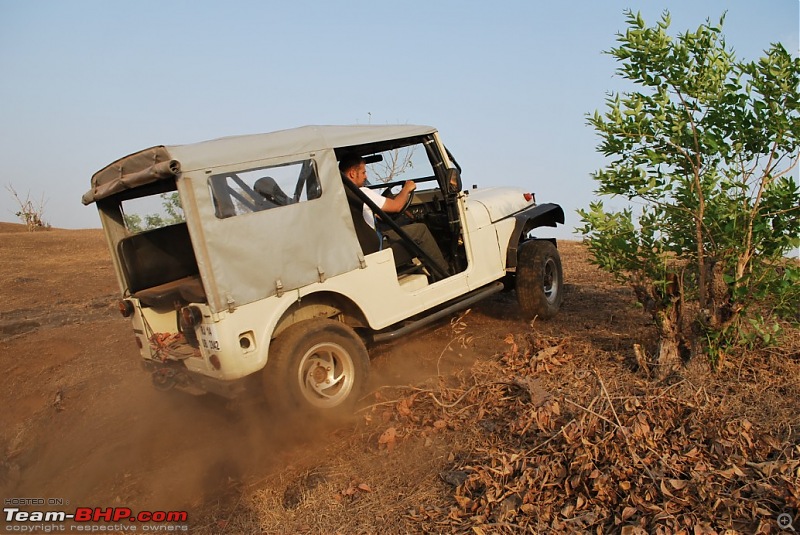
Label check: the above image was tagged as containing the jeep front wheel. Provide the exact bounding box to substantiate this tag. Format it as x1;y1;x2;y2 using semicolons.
263;319;369;414
516;240;563;321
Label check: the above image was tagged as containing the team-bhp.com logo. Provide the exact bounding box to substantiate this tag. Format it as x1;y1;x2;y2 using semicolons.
4;506;188;531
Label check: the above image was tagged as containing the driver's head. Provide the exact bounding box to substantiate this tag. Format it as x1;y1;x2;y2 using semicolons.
339;154;368;187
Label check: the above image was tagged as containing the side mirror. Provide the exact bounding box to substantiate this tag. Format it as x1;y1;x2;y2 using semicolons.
445;167;462;194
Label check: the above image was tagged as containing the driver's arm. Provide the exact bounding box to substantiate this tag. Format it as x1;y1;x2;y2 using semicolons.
381;181;416;213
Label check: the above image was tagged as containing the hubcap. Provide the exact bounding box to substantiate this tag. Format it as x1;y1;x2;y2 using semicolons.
297;342;355;408
543;258;559;304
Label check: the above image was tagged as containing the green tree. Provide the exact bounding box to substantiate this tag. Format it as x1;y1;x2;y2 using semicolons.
578;11;800;376
122;213;144;232
123;192;184;232
160;192;183;222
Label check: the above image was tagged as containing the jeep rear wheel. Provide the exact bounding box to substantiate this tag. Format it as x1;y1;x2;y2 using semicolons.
516;240;563;321
263;319;369;414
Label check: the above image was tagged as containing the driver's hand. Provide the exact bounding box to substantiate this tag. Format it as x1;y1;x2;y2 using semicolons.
403;180;416;193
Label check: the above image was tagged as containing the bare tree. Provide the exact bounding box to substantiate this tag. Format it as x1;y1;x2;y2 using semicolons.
369;147;416;184
6;184;50;231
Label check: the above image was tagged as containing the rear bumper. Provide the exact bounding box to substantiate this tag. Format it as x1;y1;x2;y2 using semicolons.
141;360;255;399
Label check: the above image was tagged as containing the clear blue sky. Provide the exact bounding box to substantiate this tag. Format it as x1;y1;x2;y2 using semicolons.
1;0;797;239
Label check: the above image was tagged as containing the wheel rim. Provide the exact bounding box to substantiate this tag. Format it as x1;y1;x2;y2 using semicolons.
543;257;559;304
296;342;356;408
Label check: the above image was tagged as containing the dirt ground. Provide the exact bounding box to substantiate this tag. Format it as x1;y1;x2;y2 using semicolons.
1;222;798;534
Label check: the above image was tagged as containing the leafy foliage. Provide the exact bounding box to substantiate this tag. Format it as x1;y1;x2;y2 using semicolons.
123;192;184;232
578;10;800;368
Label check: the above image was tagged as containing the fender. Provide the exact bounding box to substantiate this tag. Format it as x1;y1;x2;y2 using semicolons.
504;203;565;269
271;290;369;340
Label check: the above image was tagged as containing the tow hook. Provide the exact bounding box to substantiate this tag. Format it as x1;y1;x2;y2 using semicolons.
152;368;179;391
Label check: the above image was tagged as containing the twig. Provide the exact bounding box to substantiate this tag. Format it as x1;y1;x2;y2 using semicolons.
650;378;687;401
355;399;405;413
437;309;472;377
737;352;748;382
436;338;456;378
524;418;577;456
564;398;619;429
594;368;660;486
427;384;482;409
594;369;624;430
357;380;502;413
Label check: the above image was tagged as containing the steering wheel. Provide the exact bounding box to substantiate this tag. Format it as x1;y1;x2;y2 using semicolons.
381;186;415;219
398;188;415;213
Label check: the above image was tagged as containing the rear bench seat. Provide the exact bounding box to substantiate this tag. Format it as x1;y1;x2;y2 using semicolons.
117;223;206;308
131;275;206;308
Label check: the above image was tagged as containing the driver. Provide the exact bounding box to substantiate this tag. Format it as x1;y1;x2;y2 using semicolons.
339;154;450;277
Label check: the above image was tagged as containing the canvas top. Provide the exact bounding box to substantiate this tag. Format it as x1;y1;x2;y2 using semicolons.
82;124;436;204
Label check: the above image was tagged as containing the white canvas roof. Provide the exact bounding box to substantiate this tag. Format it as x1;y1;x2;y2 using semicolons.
83;125;436;205
167;124;437;172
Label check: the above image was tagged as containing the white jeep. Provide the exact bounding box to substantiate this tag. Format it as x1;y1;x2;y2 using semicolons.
84;125;564;413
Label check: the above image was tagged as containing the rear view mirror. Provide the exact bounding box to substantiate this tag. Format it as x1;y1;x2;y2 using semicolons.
446;167;462;194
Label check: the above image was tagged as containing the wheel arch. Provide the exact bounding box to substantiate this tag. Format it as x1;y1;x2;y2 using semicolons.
271;291;370;341
505;203;564;270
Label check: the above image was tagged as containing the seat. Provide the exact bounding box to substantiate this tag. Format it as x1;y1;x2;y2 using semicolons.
254;177;291;207
117;223;206;307
343;178;419;272
133;275;206;308
343;179;381;255
118;224;198;292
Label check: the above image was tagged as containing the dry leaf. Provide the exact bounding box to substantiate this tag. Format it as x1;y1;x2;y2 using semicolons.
454;495;471;508
397;398;413;417
357;482;372;492
668;479;688;490
378;426;397;451
504;334;518;356
532;345;560;362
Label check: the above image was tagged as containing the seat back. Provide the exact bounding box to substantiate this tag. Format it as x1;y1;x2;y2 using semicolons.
117;223;199;294
254;176;291;207
343;178;381;255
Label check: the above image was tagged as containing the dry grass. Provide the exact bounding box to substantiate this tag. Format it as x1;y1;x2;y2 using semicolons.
190;320;800;534
3;229;796;534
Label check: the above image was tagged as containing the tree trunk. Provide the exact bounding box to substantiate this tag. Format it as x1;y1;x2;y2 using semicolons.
633;276;690;381
705;259;736;331
655;298;683;380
